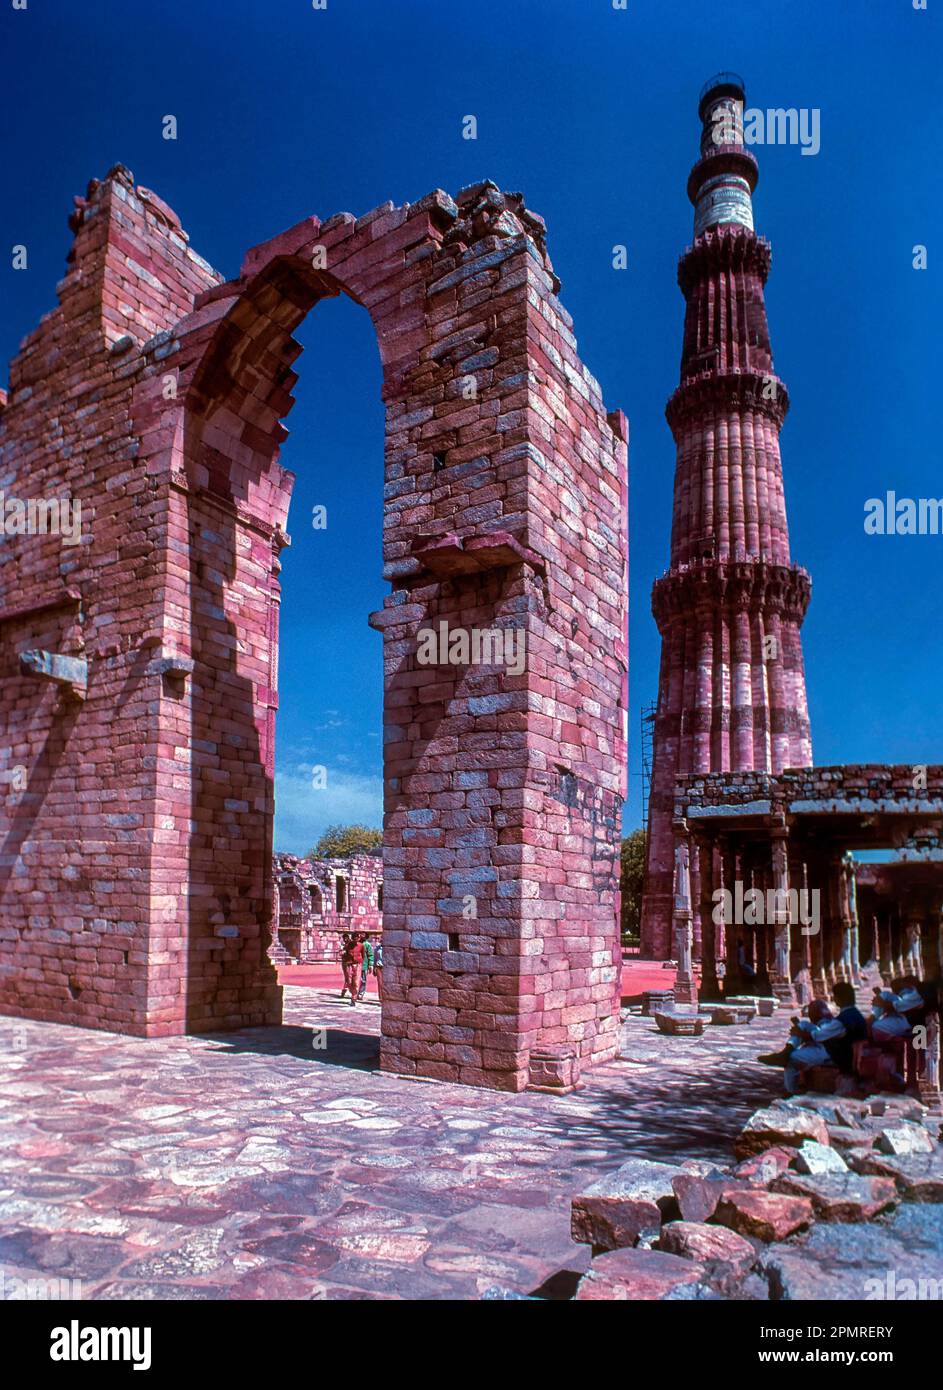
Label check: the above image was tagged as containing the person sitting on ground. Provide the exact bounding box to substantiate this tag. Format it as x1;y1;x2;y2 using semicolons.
870;976;923;1043
823;981;868;1075
757;997;849;1094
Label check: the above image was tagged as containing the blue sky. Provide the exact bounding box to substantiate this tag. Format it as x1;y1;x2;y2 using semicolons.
2;1;940;853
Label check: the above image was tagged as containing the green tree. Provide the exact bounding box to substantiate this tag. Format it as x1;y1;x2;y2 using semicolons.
620;829;647;941
308;824;383;860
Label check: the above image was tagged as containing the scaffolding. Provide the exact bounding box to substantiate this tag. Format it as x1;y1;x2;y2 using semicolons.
640;702;657;831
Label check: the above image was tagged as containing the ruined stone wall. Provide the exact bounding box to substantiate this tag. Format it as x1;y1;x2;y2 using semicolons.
675;765;943;817
0;170;627;1090
0;169;226;1035
272;853;382;961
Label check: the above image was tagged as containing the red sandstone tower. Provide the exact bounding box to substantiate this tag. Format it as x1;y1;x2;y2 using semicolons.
641;75;813;959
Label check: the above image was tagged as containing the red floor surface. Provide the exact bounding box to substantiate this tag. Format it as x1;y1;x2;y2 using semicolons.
276;957;695;1001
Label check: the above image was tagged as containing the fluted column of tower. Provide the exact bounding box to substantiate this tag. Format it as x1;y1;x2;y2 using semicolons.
641;75;813;960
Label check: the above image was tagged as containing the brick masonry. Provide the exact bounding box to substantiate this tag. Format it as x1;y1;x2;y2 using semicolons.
0;167;628;1091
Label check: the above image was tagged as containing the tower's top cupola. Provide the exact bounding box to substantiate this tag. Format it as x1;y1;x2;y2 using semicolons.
689;71;757;237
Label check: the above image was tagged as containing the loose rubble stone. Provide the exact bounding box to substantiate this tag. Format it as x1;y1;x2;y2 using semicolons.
714;1191;814;1243
658;1220;756;1275
723;997;760;1015
770;1172;897;1223
571;1158;680;1250
760;1203;943;1302
733;1146;796;1183
826;1125;875;1152
848;1151;943;1202
793;1140;848;1176
702;1005;754;1026
575;1247;707;1301
875;1123;935;1157
734;1106;830;1159
672;1173;746;1224
654;1011;705;1036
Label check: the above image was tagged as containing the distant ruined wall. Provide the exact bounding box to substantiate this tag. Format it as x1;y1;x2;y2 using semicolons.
272;853;383;961
0;166;627;1092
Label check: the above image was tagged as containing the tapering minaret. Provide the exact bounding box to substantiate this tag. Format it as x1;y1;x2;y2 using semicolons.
641;74;813;958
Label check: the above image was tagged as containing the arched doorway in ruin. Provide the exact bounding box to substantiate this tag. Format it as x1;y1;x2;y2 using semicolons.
0;167;627;1093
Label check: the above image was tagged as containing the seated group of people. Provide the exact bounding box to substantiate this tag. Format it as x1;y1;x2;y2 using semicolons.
757;976;938;1094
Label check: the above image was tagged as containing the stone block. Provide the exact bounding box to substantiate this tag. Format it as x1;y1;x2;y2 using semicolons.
770;1172;897;1223
793;1140;848;1176
875;1123;934;1157
734;1106;830;1159
574;1247;707;1301
714;1191;814;1243
571;1158;680;1250
658;1220;756;1276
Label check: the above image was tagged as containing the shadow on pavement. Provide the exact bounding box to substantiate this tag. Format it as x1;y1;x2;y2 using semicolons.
197;1024;380;1071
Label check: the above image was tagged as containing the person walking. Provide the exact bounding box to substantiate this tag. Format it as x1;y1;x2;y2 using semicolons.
358;934;374;1000
373;939;383;1002
347;934;364;1007
339;933;354;1000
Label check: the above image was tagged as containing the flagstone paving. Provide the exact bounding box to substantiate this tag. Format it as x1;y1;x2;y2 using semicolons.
0;990;787;1300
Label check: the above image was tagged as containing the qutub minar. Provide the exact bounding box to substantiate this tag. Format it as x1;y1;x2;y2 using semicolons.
641;74;814;959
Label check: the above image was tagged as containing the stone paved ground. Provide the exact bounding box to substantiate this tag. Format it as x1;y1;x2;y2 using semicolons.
0;991;795;1301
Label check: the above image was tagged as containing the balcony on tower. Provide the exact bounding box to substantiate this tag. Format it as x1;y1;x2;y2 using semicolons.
690;72;757;236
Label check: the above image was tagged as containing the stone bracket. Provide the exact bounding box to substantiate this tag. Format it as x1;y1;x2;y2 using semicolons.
19;649;88;701
146;652;195;683
410;529;547;579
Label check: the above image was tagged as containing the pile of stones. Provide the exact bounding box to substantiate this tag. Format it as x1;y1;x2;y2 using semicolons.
566;1094;943;1300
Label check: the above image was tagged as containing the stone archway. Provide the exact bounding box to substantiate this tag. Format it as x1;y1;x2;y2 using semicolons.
0;166;628;1092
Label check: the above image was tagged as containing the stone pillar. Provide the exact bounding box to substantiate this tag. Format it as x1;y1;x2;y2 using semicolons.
745;863;759;980
825;855;843;987
906;918;924;980
808;854;829;1000
893;908;906;978
840;853;861;987
672;823;697;1005
917;1011;941;1108
691;845;703;964
878;910;892;981
718;836;735;997
792;860;813;1005
769;827;796;1005
698;837;720;1000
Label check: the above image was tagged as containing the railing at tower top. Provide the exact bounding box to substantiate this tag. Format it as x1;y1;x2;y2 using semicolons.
699;71;746;106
